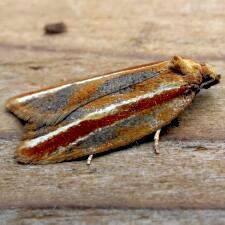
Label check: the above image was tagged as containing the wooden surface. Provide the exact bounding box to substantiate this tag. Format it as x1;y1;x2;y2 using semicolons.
1;210;225;225
0;0;225;224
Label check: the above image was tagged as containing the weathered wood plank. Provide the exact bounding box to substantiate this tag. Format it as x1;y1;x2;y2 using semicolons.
0;0;225;65
1;209;225;225
0;0;225;219
0;139;225;209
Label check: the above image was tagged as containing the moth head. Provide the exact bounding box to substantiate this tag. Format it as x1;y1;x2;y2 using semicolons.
169;56;221;89
200;63;221;89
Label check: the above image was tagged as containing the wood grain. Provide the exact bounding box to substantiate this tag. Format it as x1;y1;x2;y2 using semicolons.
1;139;225;209
1;209;225;225
0;0;225;223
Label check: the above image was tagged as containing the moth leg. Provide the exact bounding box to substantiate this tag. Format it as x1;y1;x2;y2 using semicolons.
87;154;93;165
154;129;161;154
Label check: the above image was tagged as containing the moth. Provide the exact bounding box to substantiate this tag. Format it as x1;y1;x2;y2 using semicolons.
6;56;220;164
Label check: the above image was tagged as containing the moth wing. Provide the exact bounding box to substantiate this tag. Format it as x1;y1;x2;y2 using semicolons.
16;69;193;164
6;61;165;128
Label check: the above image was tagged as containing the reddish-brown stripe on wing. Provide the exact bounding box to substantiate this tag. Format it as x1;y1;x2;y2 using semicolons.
18;86;188;161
